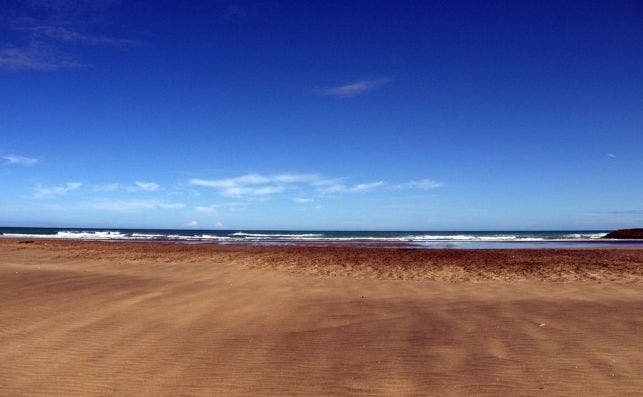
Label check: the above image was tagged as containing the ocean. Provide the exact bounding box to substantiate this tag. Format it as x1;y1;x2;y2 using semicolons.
2;227;643;248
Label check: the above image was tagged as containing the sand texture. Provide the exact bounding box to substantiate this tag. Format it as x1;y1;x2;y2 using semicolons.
1;239;642;396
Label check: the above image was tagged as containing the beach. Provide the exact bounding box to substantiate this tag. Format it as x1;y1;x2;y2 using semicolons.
1;238;642;395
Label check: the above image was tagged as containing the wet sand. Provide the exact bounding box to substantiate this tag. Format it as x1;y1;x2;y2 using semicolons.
1;239;642;395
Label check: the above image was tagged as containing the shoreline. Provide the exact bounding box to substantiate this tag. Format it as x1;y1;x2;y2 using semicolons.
3;235;643;250
2;237;642;282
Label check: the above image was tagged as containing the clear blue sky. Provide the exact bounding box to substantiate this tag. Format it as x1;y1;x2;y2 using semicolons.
1;1;642;230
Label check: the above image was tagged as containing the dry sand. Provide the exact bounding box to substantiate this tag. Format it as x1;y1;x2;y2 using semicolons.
1;239;642;396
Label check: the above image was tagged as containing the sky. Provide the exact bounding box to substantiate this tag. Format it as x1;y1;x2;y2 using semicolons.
1;1;642;230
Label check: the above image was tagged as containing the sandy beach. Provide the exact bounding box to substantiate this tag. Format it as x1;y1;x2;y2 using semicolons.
1;238;642;396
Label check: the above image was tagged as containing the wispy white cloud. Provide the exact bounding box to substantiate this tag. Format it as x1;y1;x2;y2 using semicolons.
393;179;443;190
0;45;80;70
33;182;81;197
189;173;440;197
195;205;218;213
315;180;385;194
349;181;386;192
293;197;314;203
2;3;142;71
93;181;160;192
190;174;271;189
84;199;184;212
93;182;121;192
184;220;198;228
309;177;346;193
20;25;141;47
194;202;247;213
159;202;184;209
134;181;160;191
190;174;288;197
272;173;322;183
606;153;616;159
218;185;284;197
190;173;331;197
320;78;390;98
2;154;39;166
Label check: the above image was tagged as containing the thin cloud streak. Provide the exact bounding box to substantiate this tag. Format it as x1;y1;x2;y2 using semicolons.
190;173;329;197
83;199;185;212
393;179;443;190
189;173;312;197
320;78;390;98
189;172;441;197
194;203;247;213
195;205;218;213
2;3;143;71
94;183;121;192
350;181;385;192
2;154;39;166
20;25;142;47
93;181;161;192
33;182;82;198
0;45;81;70
319;181;386;193
218;185;284;197
134;181;160;191
190;174;271;189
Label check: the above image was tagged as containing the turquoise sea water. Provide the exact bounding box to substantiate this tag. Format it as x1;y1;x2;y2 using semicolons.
2;227;643;249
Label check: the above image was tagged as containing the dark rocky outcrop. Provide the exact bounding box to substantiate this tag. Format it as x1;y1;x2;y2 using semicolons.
603;229;643;239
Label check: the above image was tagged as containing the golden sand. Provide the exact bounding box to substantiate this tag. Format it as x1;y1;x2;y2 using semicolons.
1;239;642;395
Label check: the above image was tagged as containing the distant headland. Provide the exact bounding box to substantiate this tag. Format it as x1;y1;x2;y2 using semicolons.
604;229;643;239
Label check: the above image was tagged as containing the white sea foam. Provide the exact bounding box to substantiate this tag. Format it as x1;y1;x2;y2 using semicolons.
0;231;236;241
561;233;606;239
2;231;128;240
131;233;164;239
399;235;546;241
231;232;324;238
